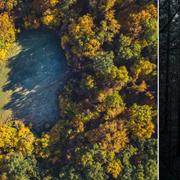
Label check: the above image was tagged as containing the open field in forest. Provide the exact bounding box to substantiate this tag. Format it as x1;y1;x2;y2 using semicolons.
0;30;68;130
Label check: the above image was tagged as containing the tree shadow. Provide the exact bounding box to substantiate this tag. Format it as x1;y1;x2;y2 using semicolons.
3;29;69;132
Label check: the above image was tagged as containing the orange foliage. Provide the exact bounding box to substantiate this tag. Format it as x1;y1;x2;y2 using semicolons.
86;120;129;153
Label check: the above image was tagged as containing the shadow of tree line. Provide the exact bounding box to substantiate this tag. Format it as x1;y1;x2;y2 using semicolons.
3;29;69;132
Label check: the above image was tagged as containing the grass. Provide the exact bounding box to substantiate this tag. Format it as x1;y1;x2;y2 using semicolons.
0;43;22;122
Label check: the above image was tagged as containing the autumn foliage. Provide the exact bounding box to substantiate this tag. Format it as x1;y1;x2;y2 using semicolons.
0;0;157;179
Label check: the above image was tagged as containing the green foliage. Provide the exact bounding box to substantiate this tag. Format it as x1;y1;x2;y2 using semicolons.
119;145;138;180
59;167;81;180
118;34;142;60
59;0;77;11
98;10;120;42
118;139;157;180
0;0;157;179
0;38;5;48
83;162;107;180
128;104;155;139
0;153;38;180
0;121;50;179
135;164;145;180
93;51;114;75
145;159;157;180
80;144;122;179
105;92;124;108
102;92;125;119
133;139;157;180
143;18;157;45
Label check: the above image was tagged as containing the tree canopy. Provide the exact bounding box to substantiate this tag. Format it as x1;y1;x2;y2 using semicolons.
0;0;157;179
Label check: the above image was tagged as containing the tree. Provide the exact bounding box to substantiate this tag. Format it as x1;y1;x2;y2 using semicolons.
0;0;18;12
0;12;16;60
79;144;123;179
128;104;155;139
103;92;125;119
98;10;120;42
85;120;129;153
0;121;35;157
0;153;38;180
0;0;157;178
93;51;114;75
118;34;142;60
106;160;122;179
131;59;156;80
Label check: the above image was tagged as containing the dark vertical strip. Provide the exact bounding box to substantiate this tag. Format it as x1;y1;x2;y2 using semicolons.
164;0;170;130
165;0;172;170
177;10;180;155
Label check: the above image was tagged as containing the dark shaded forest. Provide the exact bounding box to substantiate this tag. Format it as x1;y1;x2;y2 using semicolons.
160;0;180;179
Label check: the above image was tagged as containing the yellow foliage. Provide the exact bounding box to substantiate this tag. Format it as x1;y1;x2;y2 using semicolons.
132;121;155;139
132;81;147;93
35;134;50;158
106;160;122;178
0;173;7;180
0;48;8;60
67;14;99;57
5;0;15;11
71;116;85;133
145;4;157;18
105;10;120;34
97;92;107;103
128;104;155;139
61;35;70;49
0;13;16;60
24;16;40;29
84;39;101;57
100;0;116;11
81;152;93;167
49;0;59;7
86;120;129;153
105;107;124;119
110;66;129;90
0;0;17;11
131;59;156;79
42;13;55;25
0;121;35;157
128;3;157;36
99;10;120;42
84;75;95;89
41;8;62;26
69;14;94;37
97;89;114;103
79;14;94;34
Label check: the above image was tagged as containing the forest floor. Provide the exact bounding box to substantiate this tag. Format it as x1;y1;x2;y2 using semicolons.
0;30;68;131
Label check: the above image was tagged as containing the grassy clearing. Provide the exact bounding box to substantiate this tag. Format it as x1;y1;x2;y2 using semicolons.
0;43;22;122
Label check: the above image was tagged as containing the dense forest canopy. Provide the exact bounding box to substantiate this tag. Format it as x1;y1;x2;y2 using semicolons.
0;0;157;179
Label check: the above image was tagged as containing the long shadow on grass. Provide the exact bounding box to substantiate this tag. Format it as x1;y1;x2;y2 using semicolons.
3;30;68;131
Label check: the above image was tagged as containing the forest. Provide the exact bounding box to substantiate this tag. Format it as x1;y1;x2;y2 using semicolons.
160;0;180;179
0;0;157;179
